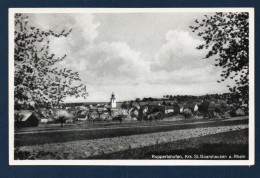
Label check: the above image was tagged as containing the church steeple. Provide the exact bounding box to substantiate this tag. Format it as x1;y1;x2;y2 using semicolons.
111;92;116;108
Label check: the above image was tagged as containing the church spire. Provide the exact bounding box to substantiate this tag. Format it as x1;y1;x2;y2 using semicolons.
111;92;116;108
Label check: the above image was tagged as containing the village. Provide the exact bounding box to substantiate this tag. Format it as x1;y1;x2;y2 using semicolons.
12;11;251;162
14;92;248;128
14;92;249;160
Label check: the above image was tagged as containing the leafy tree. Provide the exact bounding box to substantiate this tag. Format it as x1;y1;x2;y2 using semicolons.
121;101;128;109
14;14;87;109
135;98;141;102
183;109;192;119
53;109;73;127
112;115;124;124
190;12;249;98
14;112;24;122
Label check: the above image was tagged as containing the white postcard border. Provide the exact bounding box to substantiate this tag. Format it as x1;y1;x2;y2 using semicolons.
8;8;255;166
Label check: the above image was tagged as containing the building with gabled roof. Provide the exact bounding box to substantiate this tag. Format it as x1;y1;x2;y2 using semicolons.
234;108;245;116
15;110;39;127
164;105;174;114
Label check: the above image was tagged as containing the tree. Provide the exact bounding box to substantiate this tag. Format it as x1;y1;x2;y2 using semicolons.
112;115;124;124
53;109;73;127
121;101;128;109
14;14;87;109
14;112;24;122
135;98;141;103
198;101;210;119
183;109;192;119
190;12;249;98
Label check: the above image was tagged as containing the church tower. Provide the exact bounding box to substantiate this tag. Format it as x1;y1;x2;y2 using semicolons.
111;92;116;108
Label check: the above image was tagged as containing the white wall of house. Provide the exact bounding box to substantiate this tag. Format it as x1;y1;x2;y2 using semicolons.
194;104;199;112
40;118;48;123
165;109;174;114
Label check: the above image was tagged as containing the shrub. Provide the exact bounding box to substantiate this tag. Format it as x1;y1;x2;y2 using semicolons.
53;110;73;127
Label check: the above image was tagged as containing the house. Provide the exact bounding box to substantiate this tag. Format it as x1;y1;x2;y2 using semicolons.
140;105;149;115
76;109;88;117
118;108;128;116
235;108;245;116
77;114;88;122
40;118;48;123
132;101;141;110
148;101;163;107
165;106;174;114
148;105;164;113
177;104;185;113
15;110;39;127
88;110;100;120
185;101;199;112
194;104;199;112
133;109;139;117
147;101;164;112
139;101;150;107
129;108;139;117
40;118;54;123
164;100;176;105
110;109;119;117
100;112;110;120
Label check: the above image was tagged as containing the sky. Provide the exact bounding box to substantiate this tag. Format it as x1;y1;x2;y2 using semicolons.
25;12;232;102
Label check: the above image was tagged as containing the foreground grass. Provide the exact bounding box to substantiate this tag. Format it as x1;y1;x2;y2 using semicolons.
89;129;248;160
15;119;248;147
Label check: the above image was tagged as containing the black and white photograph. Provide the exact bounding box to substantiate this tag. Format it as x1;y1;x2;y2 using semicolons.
9;8;254;165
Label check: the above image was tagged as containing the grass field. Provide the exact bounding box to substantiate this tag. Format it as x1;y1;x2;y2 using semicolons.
14;116;202;133
89;128;248;160
15;118;248;147
15;116;248;133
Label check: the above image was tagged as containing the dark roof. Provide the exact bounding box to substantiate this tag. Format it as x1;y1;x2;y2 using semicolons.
165;100;175;104
172;105;180;108
148;101;163;106
208;103;216;111
65;102;109;107
186;103;196;109
177;104;185;108
139;101;150;106
235;108;245;112
165;106;174;109
77;114;87;118
89;110;98;114
16;110;35;121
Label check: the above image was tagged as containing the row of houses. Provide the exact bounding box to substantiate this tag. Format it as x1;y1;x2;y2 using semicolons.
15;93;248;127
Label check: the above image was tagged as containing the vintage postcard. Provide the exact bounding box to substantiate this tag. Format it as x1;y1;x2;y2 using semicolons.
9;8;254;165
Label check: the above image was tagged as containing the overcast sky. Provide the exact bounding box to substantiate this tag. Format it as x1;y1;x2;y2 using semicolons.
26;12;232;102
